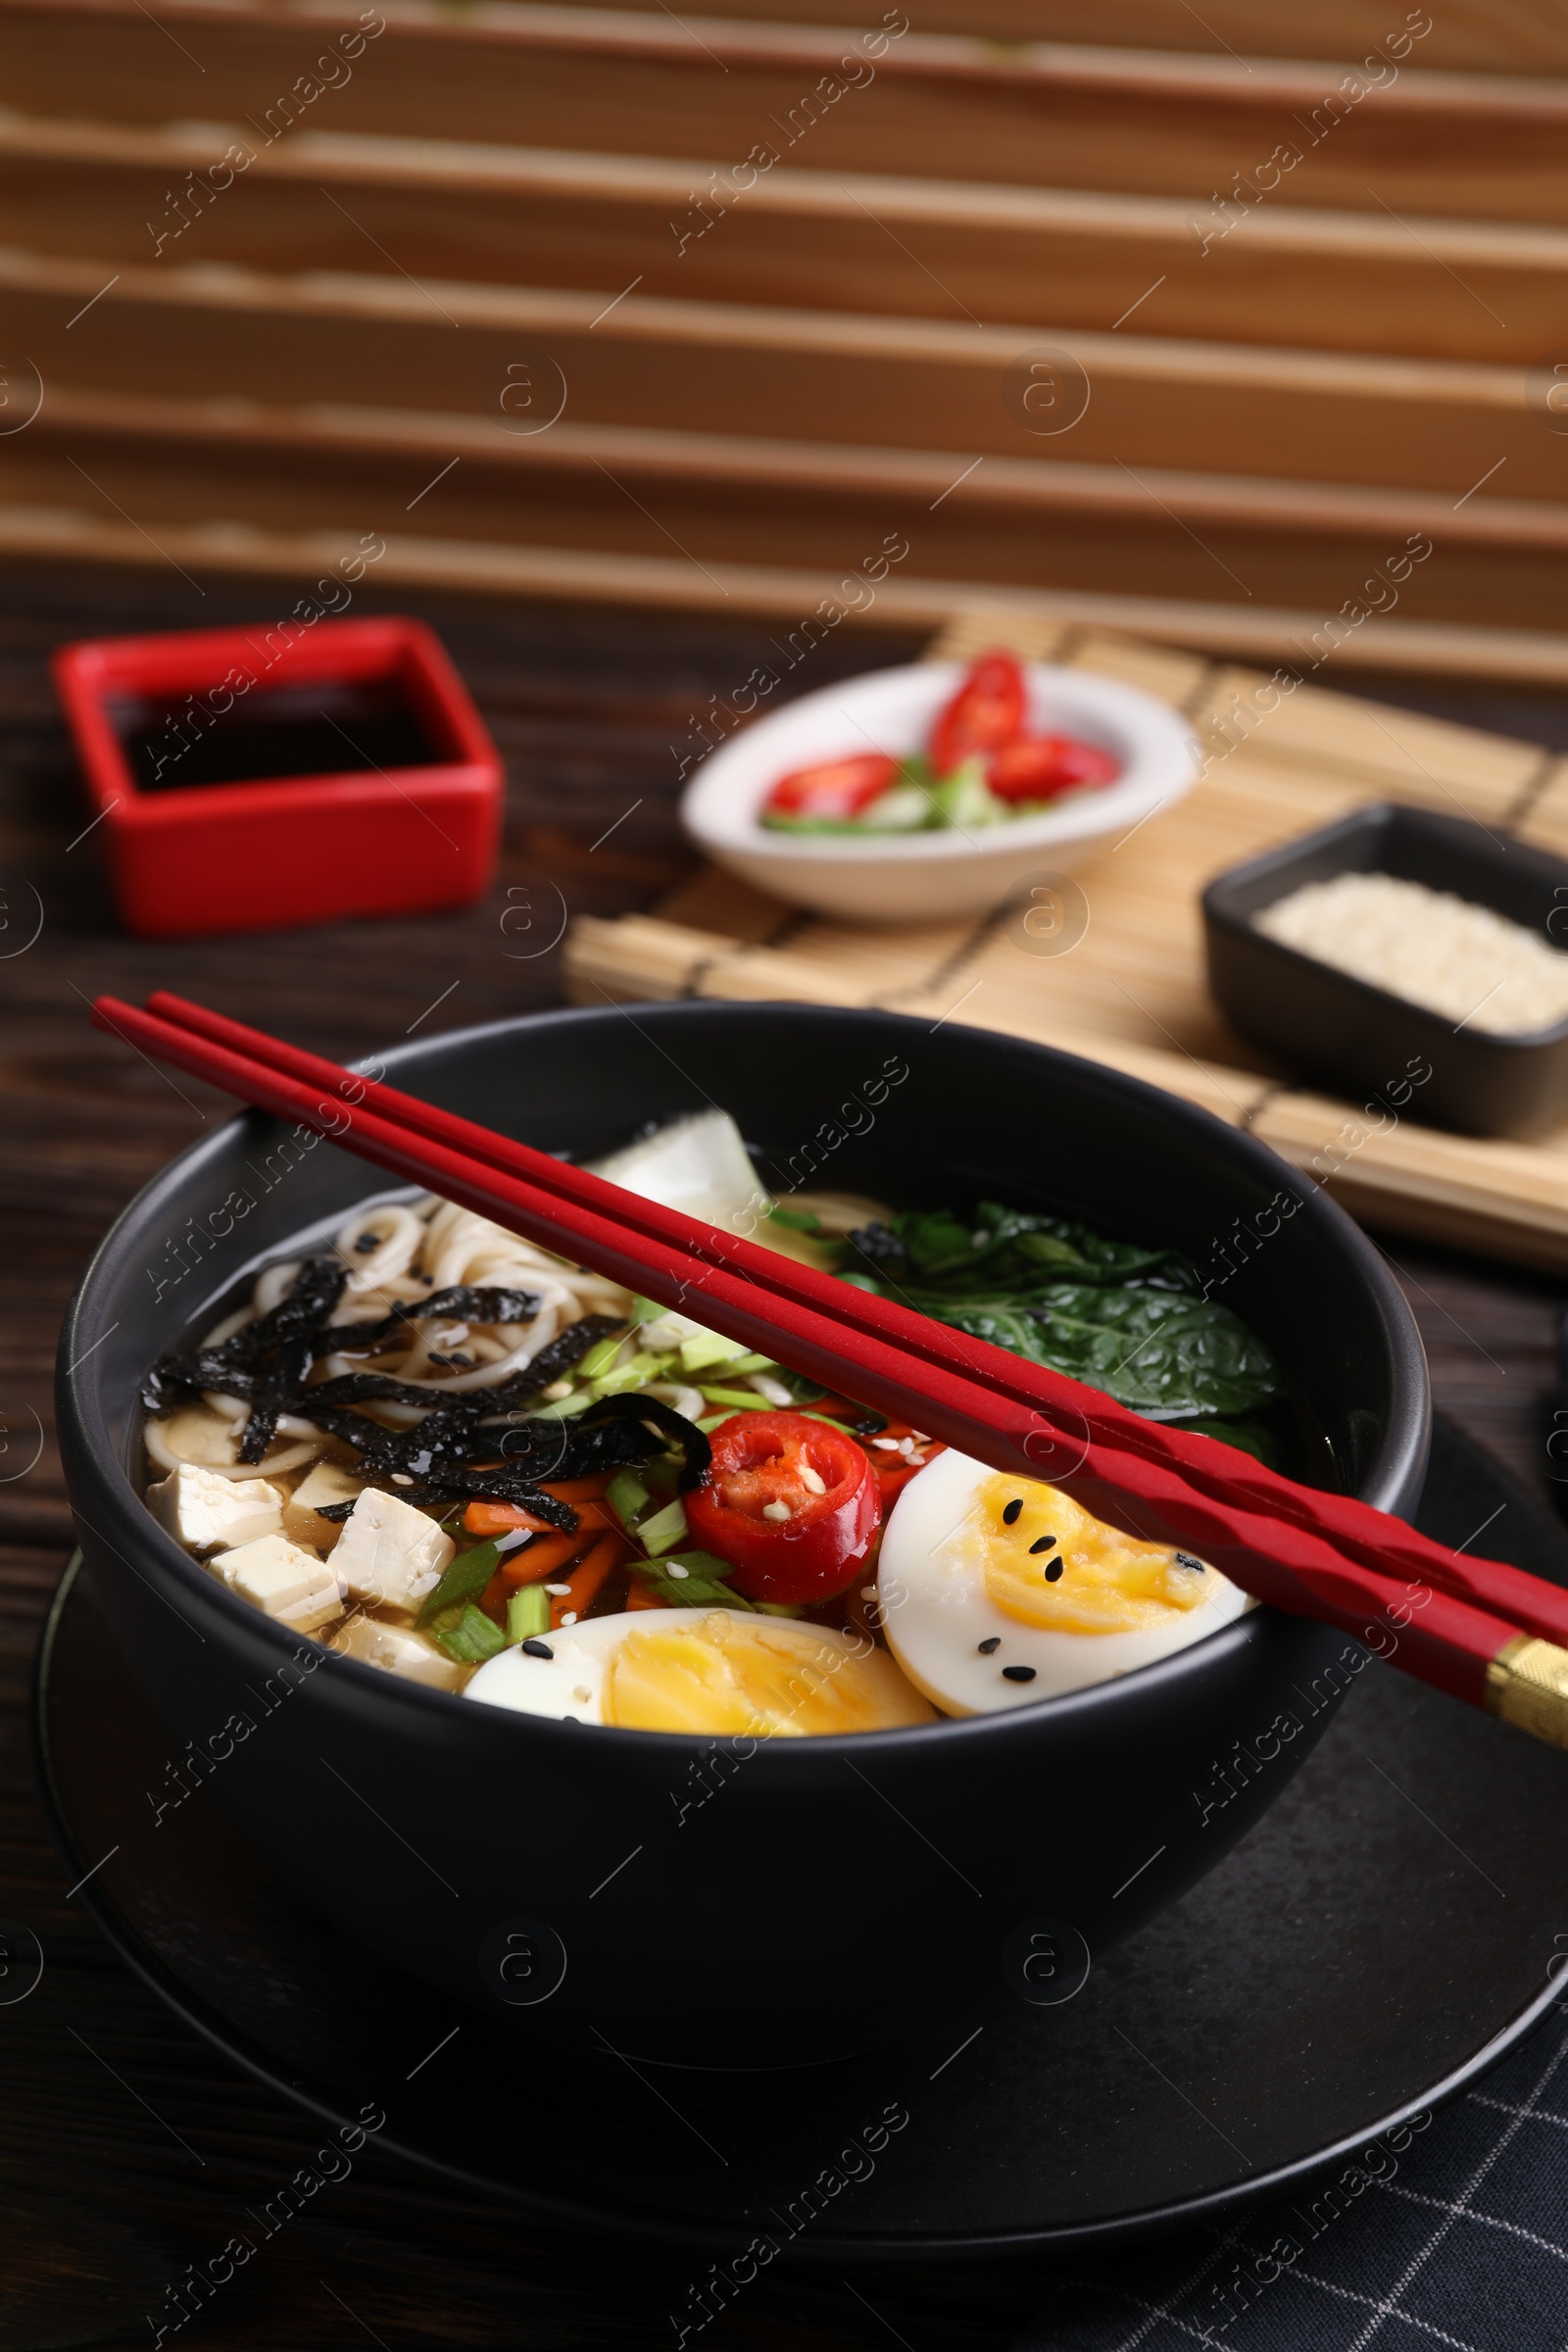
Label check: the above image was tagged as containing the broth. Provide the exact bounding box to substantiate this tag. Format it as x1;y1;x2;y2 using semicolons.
134;1123;1330;1727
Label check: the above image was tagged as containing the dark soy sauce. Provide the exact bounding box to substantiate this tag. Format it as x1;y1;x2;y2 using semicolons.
114;679;444;793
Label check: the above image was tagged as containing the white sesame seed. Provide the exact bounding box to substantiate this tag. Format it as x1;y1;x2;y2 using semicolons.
391;1473;414;1487
859;1587;877;1602
871;1438;902;1451
667;1562;690;1579
544;1583;571;1595
572;1685;592;1703
562;1611;578;1626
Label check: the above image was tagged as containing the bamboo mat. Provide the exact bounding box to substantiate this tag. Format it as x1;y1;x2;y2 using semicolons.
563;614;1568;1271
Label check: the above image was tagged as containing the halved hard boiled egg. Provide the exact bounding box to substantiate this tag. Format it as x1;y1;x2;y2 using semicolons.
465;1606;936;1736
876;1448;1251;1714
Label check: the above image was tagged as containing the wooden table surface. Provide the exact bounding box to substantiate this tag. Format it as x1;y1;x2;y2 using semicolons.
1;561;1563;2352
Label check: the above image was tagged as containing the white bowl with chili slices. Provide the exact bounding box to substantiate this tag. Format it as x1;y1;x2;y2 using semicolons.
680;652;1200;923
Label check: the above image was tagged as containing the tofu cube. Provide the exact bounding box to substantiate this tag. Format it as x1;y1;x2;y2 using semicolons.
329;1611;467;1690
330;1489;455;1613
149;1464;283;1555
282;1458;366;1551
214;1533;342;1632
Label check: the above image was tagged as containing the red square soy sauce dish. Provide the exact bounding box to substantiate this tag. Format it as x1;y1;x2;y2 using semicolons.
52;615;504;939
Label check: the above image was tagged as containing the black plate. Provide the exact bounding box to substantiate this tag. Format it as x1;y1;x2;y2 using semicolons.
34;1415;1568;2262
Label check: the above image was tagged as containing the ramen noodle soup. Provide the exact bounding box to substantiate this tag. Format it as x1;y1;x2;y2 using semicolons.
140;1111;1270;1732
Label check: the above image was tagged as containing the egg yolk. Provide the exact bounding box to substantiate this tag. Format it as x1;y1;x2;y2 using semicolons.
969;1475;1213;1634
605;1610;935;1736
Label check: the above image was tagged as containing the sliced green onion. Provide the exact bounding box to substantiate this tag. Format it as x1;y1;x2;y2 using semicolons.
435;1603;507;1664
578;1334;626;1380
605;1467;651;1527
507;1585;550;1642
592;1350;674;1398
723;1352;778;1375
632;1550;756;1610
416;1541;501;1629
678;1330;754;1374
766;1204;821;1234
698;1385;771;1410
523;1390;597;1423
637;1496;690;1556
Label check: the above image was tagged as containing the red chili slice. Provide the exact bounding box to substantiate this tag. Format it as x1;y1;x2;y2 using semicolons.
987;735;1121;803
862;1422;947;1508
928;654;1028;777
762;754;899;822
684;1411;879;1604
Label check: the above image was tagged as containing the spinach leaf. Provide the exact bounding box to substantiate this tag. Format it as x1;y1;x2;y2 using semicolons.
850;1200;1195;1298
1161;1414;1280;1467
902;1284;1278;1420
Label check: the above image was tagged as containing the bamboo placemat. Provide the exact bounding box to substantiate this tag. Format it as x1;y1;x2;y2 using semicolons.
563;614;1568;1272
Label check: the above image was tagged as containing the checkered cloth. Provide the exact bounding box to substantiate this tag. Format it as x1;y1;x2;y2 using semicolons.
1019;1998;1568;2349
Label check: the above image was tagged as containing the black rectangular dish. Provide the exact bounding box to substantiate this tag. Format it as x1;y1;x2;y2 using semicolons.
1202;802;1568;1139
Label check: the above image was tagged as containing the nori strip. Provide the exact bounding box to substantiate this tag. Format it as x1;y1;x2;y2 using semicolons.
333;1285;540;1349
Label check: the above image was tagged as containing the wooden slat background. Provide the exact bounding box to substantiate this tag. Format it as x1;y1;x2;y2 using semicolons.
1;0;1565;652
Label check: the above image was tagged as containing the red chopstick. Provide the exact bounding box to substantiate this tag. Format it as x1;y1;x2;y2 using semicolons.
136;991;1568;1656
89;993;1568;1741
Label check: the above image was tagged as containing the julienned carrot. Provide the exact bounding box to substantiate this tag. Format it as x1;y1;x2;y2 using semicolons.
551;1535;626;1629
538;1476;614;1504
625;1580;670;1612
479;1567;511;1623
465;1499;554;1539
502;1531;582;1586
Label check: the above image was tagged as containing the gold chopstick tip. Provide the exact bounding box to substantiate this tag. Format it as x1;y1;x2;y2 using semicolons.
1486;1635;1568;1749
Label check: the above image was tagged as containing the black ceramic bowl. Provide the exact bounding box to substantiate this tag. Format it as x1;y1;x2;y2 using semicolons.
1203;803;1568;1139
56;1005;1429;2068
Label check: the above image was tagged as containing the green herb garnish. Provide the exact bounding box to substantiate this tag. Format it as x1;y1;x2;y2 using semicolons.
636;1496;690;1555
767;1204;822;1234
605;1467;651;1526
507;1585;550;1642
416;1540;501;1629
435;1603;508;1664
631;1549;757;1610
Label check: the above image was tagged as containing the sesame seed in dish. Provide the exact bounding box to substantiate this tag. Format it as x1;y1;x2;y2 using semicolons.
1253;872;1568;1036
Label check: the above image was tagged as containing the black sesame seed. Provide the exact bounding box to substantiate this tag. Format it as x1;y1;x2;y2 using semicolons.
1002;1497;1023;1526
520;1639;555;1659
1002;1665;1037;1683
1174;1552;1203;1573
1028;1535;1057;1554
977;1637;1002;1654
354;1232;379;1254
1045;1560;1064;1583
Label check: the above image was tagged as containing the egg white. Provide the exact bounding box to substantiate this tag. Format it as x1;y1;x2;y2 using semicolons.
464;1610;642;1723
462;1606;927;1731
875;1447;1252;1714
